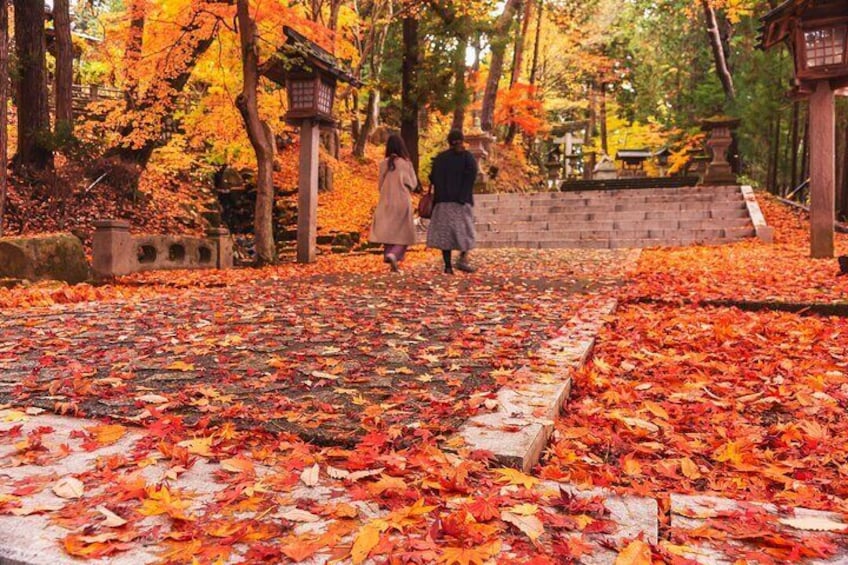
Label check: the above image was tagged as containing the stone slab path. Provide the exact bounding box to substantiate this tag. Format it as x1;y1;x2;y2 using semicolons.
0;249;635;446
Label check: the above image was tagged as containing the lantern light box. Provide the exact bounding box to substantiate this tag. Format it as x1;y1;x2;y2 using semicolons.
262;26;358;125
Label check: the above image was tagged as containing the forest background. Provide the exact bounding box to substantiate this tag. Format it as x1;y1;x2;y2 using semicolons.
0;0;847;264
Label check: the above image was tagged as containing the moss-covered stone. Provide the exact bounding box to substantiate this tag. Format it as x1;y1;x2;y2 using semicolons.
0;234;90;284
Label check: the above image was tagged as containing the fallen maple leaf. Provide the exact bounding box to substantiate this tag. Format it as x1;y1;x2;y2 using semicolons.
493;468;538;489
615;539;652;565
86;424;127;446
52;477;84;499
166;361;195;372
438;540;502;565
96;505;127;527
220;456;255;475
300;463;320;486
351;519;389;564
501;509;544;540
176;437;214;457
138;485;194;521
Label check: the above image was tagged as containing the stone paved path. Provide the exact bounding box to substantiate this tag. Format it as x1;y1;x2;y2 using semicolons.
0;249;634;447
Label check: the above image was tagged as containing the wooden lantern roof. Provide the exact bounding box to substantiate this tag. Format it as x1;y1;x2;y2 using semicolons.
615;149;652;161
760;0;847;49
760;0;848;91
261;26;358;87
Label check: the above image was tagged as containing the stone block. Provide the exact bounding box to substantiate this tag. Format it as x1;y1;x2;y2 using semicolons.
0;233;90;283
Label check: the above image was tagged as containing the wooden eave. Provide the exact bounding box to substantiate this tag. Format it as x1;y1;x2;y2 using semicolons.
261;26;359;87
759;0;848;49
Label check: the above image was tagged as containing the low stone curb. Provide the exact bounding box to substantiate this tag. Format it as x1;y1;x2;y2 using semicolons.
669;493;848;564
457;297;619;472
740;185;774;243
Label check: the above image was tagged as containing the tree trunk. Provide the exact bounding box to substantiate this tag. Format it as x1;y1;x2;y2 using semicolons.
236;0;276;265
584;80;596;180
480;0;522;133
54;0;74;132
451;37;468;131
505;0;533;144
510;0;532;87
13;0;52;171
0;2;8;236
529;0;543;86
123;0;146;103
701;0;735;101
836;101;848;221
771;113;782;193
401;17;420;172
354;89;379;158
599;82;608;156
790;100;800;190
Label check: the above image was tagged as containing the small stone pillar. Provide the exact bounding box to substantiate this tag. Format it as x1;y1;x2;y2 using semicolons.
207;227;233;269
465;125;495;191
700;116;740;185
92;219;132;277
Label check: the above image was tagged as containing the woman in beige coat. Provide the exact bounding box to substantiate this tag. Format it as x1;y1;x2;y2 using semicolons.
369;135;418;272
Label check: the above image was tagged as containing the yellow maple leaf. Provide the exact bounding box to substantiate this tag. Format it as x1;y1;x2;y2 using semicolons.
177;437;215;457
166;361;195;372
220;456;255;475
438;540;502;565
680;457;701;480
493;468;538;489
615;539;652;565
86;424;127;446
138;486;194;521
643;400;669;420
351;519;388;564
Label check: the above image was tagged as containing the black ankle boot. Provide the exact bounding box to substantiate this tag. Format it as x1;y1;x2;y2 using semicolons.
444;264;454;274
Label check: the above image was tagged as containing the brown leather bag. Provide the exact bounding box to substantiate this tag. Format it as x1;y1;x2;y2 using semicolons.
417;185;434;219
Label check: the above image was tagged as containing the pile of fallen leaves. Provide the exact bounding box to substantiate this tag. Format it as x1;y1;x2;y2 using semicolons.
539;191;848;560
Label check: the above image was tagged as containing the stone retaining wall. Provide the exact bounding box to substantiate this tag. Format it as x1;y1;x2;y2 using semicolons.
92;220;233;277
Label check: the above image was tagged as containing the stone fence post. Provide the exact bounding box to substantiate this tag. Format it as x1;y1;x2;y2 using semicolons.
207;227;233;269
92;220;132;277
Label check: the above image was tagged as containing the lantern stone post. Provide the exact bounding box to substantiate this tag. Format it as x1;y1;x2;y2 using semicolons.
760;0;848;259
809;80;836;257
297;119;320;263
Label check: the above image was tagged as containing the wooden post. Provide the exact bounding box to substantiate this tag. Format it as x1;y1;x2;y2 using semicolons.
297;120;320;263
809;80;835;258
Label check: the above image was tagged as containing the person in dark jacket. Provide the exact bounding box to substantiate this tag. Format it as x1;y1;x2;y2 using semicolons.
426;129;478;274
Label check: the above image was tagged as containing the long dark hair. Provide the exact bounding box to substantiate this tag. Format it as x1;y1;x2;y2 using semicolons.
385;134;410;171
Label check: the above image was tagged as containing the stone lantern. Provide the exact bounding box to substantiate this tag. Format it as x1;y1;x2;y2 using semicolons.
761;0;848;258
262;27;357;263
700;116;740;185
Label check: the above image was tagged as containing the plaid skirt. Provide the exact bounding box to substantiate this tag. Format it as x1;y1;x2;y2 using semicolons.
426;202;476;251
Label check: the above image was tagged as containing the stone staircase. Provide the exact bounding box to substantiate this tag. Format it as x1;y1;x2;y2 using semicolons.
474;185;756;249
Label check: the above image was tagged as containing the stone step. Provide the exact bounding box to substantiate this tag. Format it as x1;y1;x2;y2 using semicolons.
476;201;747;213
475;186;742;202
476;233;753;249
477;217;753;233
474;206;749;223
477;226;755;242
475;194;745;208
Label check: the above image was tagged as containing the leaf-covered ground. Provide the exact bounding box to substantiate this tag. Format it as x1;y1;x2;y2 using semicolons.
1;248;643;564
3;196;848;564
1;250;628;446
539;196;848;560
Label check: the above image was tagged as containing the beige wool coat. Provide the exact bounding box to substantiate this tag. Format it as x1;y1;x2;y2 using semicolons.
369;157;418;246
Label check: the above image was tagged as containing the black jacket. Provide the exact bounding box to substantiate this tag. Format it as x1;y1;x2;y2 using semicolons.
429;149;478;205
